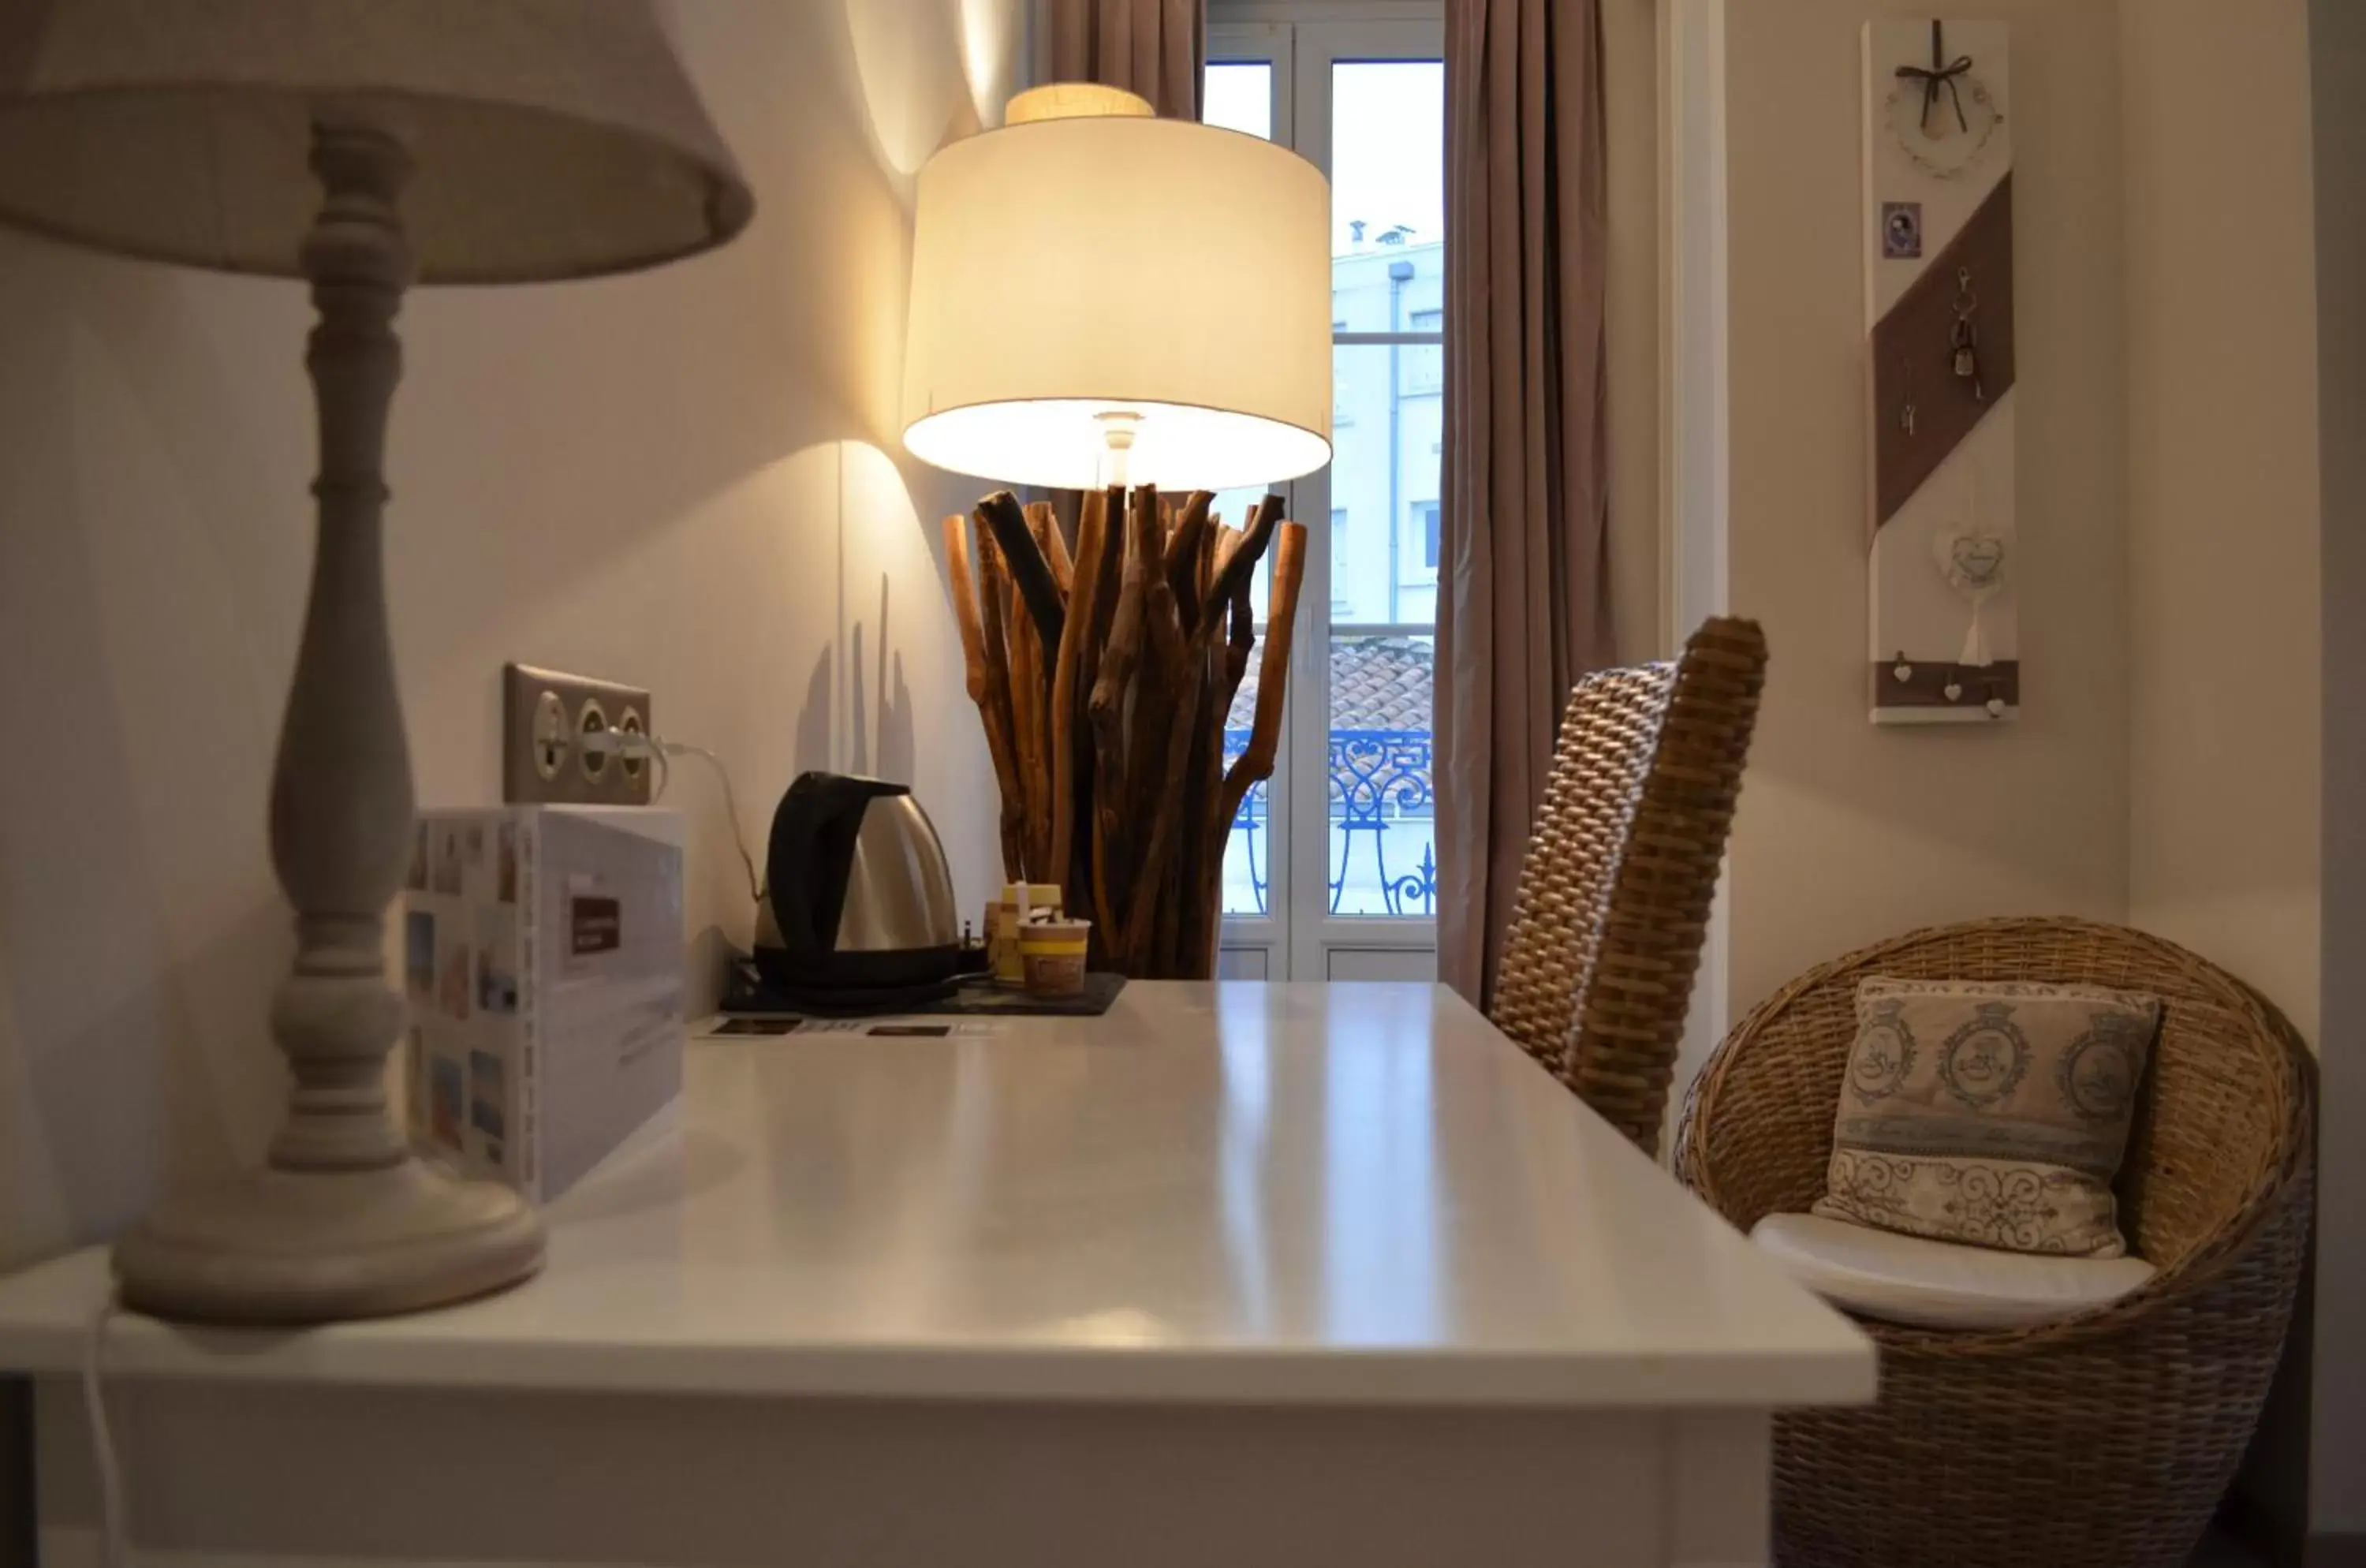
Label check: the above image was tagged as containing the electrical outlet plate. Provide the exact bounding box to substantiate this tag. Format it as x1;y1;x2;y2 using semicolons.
502;663;655;806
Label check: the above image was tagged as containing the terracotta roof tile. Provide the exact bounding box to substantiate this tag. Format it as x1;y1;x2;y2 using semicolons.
1226;634;1434;734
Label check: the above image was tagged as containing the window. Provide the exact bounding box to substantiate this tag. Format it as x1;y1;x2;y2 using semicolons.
1210;8;1444;981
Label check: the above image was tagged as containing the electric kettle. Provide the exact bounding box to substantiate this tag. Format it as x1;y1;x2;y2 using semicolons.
754;772;961;1007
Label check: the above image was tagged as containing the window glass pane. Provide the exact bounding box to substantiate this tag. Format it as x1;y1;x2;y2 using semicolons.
1203;62;1274;140
1328;336;1438;920
1218;55;1448;934
1330;62;1444;259
1327;633;1435;917
1329;508;1351;614
1331;58;1443;628
1211;480;1280;921
1402;309;1443;394
1334;333;1439;922
1220;670;1270;917
1329;343;1440;627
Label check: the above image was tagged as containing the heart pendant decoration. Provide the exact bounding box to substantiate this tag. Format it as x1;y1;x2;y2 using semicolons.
1950;533;2005;585
1935;528;2008;595
1934;526;2007;670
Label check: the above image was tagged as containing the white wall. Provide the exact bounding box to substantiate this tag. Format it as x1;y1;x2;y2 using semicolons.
1706;0;2341;1540
2122;0;2323;1047
2117;2;2328;1545
1719;0;2133;1011
0;0;1019;1275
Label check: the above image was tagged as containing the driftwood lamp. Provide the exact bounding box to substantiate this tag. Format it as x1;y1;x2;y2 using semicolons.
901;84;1331;978
0;0;751;1322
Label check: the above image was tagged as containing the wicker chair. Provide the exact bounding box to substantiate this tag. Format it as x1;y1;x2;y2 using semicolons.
1489;616;1767;1154
1677;917;2315;1568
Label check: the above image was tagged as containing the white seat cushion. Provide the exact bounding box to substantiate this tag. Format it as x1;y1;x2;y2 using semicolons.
1751;1211;2156;1331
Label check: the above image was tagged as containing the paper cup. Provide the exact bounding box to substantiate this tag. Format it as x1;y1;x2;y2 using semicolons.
1018;917;1091;999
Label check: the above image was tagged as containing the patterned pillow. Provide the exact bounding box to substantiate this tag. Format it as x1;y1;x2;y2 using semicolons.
1812;977;2163;1258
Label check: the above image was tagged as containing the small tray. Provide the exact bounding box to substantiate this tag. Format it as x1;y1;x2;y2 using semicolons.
720;969;1126;1021
921;973;1127;1017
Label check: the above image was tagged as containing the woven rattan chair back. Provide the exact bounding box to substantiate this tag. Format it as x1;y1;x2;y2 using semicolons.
1489;617;1767;1154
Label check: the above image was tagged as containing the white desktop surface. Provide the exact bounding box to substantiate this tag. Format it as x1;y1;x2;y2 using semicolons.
0;981;1870;1409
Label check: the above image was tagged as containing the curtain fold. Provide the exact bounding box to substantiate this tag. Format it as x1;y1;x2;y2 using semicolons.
1043;0;1204;119
1435;0;1614;1007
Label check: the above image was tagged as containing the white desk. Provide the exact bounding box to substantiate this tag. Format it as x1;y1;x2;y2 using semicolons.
0;982;1872;1567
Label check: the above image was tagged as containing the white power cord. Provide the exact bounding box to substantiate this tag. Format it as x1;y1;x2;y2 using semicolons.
657;740;765;906
81;1301;128;1568
582;726;763;907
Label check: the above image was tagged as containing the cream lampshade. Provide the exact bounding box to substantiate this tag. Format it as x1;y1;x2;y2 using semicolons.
0;0;750;1323
901;84;1331;491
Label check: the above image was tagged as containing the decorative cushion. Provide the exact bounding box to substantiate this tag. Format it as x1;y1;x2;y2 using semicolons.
1811;976;2162;1257
1752;1211;2157;1330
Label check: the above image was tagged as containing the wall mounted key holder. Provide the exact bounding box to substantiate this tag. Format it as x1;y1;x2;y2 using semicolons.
1864;19;2017;726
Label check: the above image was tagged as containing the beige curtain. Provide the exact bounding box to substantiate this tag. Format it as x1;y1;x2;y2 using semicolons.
1044;0;1204;118
1435;0;1614;1007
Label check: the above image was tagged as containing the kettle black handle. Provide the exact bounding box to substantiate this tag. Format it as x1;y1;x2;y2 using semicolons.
767;773;912;962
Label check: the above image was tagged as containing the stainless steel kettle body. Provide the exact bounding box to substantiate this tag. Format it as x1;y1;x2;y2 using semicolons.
836;791;959;954
756;773;959;998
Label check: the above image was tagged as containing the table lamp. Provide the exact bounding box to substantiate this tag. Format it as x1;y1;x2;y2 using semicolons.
0;0;752;1323
901;85;1330;977
902;83;1331;491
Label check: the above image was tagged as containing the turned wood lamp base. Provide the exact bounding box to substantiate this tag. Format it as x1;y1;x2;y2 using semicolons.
111;118;543;1323
114;1162;544;1325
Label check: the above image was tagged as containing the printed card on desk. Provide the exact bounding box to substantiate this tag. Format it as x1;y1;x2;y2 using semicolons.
405;806;685;1201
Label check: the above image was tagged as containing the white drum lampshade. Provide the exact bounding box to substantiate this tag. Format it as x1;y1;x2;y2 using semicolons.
901;84;1332;491
0;0;750;1324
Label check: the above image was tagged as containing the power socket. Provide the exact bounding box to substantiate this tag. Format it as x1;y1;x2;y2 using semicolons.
502;663;655;806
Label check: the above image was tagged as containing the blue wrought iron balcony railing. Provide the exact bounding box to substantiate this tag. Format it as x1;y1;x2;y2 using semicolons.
1221;726;1438;918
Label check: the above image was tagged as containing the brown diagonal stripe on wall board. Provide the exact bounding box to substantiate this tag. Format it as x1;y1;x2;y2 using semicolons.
1869;173;2017;535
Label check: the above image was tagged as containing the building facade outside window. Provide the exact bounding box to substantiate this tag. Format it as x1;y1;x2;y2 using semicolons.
1330;241;1441;625
1330;506;1352;613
